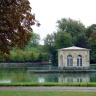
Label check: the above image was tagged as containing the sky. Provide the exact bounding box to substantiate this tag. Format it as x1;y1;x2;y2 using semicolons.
29;0;96;44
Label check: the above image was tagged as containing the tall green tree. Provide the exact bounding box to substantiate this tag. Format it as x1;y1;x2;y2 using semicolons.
0;0;40;56
86;24;96;63
74;34;89;48
25;32;40;48
55;31;72;49
43;33;57;65
86;24;96;38
87;30;96;63
57;18;86;43
44;34;55;47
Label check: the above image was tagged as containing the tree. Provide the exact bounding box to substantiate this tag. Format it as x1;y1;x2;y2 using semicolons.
44;34;55;47
30;33;40;47
0;0;40;56
90;44;96;63
25;32;40;49
86;24;96;63
55;31;72;49
86;24;96;38
87;30;96;63
9;49;24;62
57;18;86;43
43;33;55;61
43;33;57;65
74;34;89;48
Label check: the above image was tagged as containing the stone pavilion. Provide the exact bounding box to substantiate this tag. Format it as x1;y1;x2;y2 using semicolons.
58;46;90;68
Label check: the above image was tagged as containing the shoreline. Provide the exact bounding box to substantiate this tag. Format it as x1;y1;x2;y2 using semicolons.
27;70;96;73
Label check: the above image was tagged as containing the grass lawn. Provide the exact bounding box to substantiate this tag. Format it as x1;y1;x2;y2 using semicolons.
0;91;96;96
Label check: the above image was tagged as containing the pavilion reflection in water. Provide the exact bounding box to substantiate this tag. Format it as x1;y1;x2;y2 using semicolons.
58;73;90;83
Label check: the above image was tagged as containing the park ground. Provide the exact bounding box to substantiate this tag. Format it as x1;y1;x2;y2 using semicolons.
0;86;96;92
0;87;96;96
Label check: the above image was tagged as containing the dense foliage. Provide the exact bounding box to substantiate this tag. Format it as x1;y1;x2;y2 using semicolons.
0;0;40;58
0;33;48;62
57;18;86;43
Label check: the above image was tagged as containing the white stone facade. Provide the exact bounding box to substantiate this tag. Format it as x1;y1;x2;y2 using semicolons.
58;46;90;68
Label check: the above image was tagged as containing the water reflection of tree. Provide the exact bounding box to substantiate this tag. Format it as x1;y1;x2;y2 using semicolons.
90;73;96;82
27;73;59;83
0;68;28;82
45;74;58;82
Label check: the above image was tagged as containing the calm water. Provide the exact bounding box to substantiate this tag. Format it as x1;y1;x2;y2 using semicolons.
0;68;96;83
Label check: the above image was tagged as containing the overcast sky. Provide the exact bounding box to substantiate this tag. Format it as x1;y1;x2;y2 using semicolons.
29;0;96;44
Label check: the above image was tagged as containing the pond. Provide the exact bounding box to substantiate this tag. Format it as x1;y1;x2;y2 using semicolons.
0;68;96;83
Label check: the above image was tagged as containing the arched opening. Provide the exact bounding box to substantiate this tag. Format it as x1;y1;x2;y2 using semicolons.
77;55;82;66
67;55;73;66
